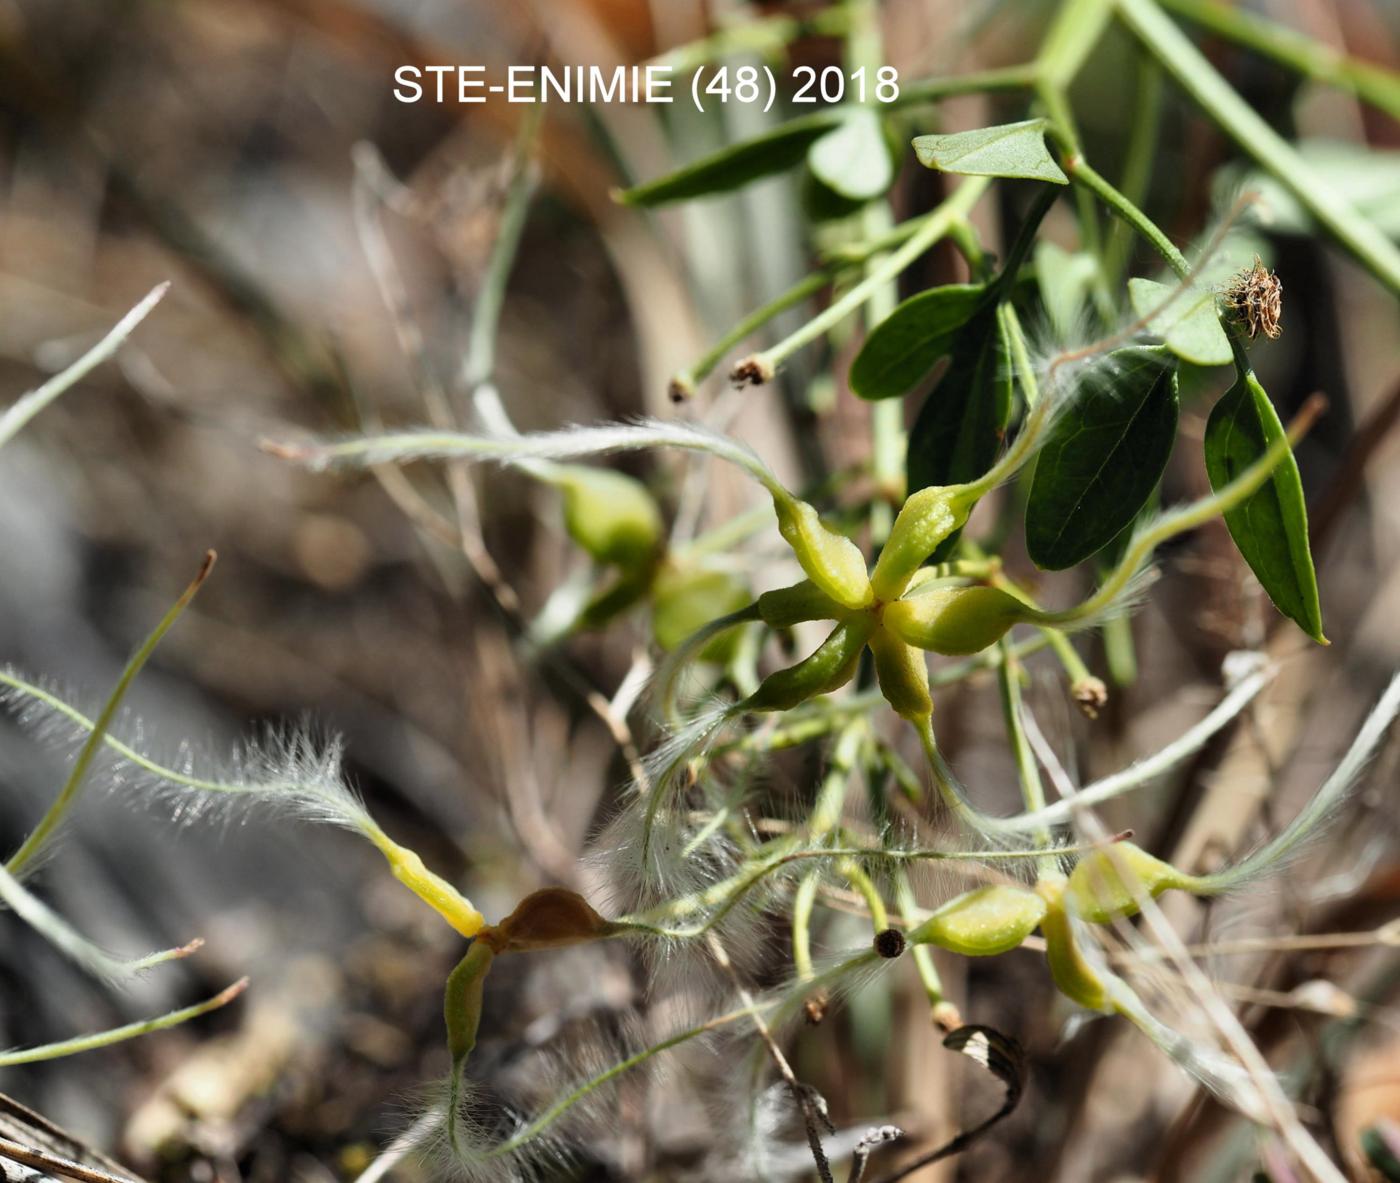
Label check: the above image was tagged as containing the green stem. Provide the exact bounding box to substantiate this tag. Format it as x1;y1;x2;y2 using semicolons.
463;108;541;390
887;62;1041;110
1116;0;1400;295
6;552;214;878
0;978;246;1066
997;640;1054;872
1104;51;1163;288
745;178;990;377
1067;155;1190;277
1158;0;1400;122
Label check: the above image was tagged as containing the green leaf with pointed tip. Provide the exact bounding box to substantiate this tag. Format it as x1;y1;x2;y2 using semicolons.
906;307;1014;561
913;119;1068;185
807;109;895;202
1035;240;1098;341
1205;371;1325;642
850;284;987;400
1128;278;1232;367
1026;347;1180;570
615;115;838;206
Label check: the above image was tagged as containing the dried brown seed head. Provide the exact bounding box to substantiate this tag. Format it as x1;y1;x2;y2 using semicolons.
1223;256;1282;340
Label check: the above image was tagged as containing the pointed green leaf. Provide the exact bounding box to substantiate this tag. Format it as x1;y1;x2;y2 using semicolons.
850;284;986;400
913;119;1068;185
1027;347;1179;570
807;109;895;201
1204;371;1325;642
907;308;1014;561
1035;240;1098;341
616;114;838;206
1128;278;1232;367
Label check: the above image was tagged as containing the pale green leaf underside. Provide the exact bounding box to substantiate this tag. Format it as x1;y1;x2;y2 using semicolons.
913;119;1068;185
1128;277;1232;367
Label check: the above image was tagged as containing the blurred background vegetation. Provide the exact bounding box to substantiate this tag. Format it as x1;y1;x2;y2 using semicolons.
0;0;1398;1180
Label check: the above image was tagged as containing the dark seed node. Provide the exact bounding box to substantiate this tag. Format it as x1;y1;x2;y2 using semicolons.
874;927;906;959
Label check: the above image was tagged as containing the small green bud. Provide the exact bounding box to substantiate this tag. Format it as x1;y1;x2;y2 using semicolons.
868;487;968;604
911;884;1046;956
744;615;876;712
756;579;845;628
869;487;962;601
868;628;932;723
882;586;1027;655
773;496;873;610
651;566;751;662
1065;842;1190;924
553;465;664;571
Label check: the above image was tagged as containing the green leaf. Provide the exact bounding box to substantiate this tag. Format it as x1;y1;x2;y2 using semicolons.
1026;347;1179;570
1127;278;1232;367
850;284;986;400
807;109;895;201
913;119;1068;185
1204;370;1325;642
616;114;838;206
907;308;1014;561
1035;240;1098;341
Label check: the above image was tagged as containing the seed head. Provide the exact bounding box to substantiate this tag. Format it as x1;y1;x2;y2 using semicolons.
1223;256;1282;340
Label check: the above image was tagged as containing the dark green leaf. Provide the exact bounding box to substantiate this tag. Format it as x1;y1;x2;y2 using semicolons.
1204;371;1325;642
907;308;1014;561
616;114;838;206
1026;347;1179;570
807;109;895;201
912;119;1068;185
850;284;986;400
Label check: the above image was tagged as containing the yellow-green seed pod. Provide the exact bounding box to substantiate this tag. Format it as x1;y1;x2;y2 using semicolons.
868;628;932;723
444;938;495;1072
911;884;1046;956
756;579;845;628
869;487;961;601
1065;843;1190;924
651;566;751;662
553;465;665;571
773;496;873;610
744;615;876;712
883;586;1027;656
1038;880;1110;1012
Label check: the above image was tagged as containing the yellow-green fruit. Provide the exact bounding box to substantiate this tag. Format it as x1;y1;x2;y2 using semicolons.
651;567;751;662
555;466;664;571
773;496;873;610
869;487;961;601
1038;880;1110;1012
883;586;1026;656
868;628;932;723
756;579;844;628
911;884;1046;956
744;615;875;712
1065;843;1189;923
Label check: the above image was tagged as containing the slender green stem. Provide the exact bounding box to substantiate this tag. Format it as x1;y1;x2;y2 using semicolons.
0;284;167;452
6;552;214;878
997;642;1055;875
1067;155;1190;277
648;8;852;74
1117;0;1400;295
792;870;821;983
892;870;944;1008
0;978;247;1066
887;62;1040;110
1104;51;1163;288
1159;0;1400;122
463;108;541;390
1036;0;1116;91
743;178;990;378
